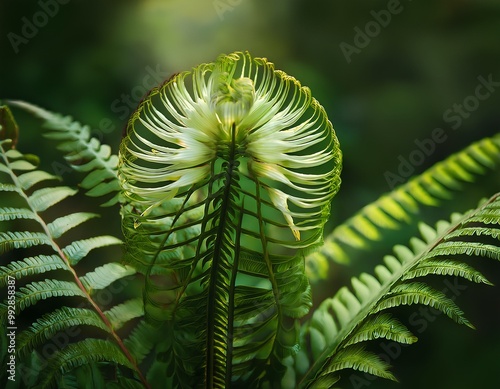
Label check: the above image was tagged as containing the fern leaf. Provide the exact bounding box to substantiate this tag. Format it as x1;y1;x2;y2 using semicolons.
424;241;500;260
374;282;473;327
0;231;53;254
402;258;492;284
17;170;59;190
38;338;136;389
79;263;135;291
17;306;111;358
62;236;122;265
309;345;396;388
0;207;37;221
46;212;100;239
104;298;144;330
6;279;87;314
0;255;68;287
0;112;148;388
307;133;500;279
8;158;38;171
7;100;121;206
344;313;417;346
28;186;78;212
298;193;500;387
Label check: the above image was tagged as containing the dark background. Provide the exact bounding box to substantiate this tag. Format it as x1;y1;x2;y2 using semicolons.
1;0;500;387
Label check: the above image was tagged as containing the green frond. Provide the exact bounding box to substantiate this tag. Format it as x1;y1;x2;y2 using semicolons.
7;100;120;206
402;258;492;284
28;186;78;212
0;105;148;388
38;338;136;389
297;193;500;387
309;345;396;388
0;207;37;221
119;51;341;387
123;320;163;365
17;306;111;358
7;158;38;171
374;282;473;327
47;212;100;239
5;279;87;315
0;231;53;254
17;170;60;190
0;255;68;287
79;262;135;291
62;236;122;265
423;241;500;260
344;313;417;346
104;298;144;330
307;133;500;279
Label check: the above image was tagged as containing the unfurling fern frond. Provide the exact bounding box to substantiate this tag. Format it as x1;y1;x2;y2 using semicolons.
307;133;500;277
7;100;121;206
0;137;146;388
296;193;500;387
119;51;342;387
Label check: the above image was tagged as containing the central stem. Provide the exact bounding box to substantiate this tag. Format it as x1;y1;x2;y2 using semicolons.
206;122;239;388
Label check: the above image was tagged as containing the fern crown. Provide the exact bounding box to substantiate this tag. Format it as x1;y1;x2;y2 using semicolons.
119;51;342;241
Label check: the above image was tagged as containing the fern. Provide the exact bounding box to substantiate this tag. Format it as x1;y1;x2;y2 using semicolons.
7;100;121;206
307;133;500;277
119;51;341;387
0;136;146;388
296;193;500;387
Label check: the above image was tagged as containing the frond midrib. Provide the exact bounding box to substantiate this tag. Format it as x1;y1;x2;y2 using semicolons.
206;123;239;388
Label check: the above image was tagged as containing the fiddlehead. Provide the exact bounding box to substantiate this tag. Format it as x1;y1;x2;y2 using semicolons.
119;51;342;387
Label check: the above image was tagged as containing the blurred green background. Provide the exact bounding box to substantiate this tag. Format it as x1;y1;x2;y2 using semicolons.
1;0;500;387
